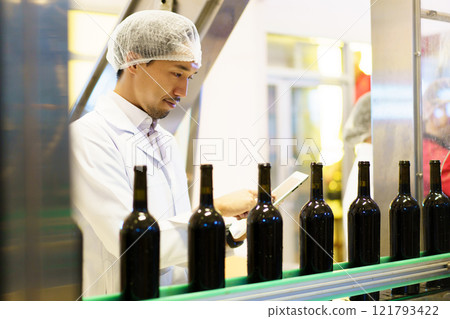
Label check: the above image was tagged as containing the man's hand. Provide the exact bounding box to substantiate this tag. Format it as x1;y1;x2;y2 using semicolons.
215;189;257;218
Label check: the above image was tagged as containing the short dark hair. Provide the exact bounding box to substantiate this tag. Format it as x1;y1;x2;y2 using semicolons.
117;69;123;79
116;61;153;80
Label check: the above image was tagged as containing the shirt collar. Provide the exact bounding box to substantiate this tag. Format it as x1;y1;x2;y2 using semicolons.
109;91;158;132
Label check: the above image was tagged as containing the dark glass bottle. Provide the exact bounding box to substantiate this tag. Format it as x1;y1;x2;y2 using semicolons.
389;161;420;295
247;163;283;284
300;162;334;275
74;223;83;300
188;164;225;292
120;166;160;300
423;160;450;288
348;161;380;301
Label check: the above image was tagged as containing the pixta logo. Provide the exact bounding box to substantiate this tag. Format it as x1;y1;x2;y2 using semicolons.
193;138;325;166
124;128;174;175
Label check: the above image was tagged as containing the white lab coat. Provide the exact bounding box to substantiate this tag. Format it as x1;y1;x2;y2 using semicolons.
70;92;193;297
342;143;374;261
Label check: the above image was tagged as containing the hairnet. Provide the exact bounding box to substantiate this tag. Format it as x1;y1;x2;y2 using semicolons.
106;10;202;72
343;92;371;146
423;78;450;120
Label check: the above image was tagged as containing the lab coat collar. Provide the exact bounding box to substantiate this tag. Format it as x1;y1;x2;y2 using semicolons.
110;91;160;133
95;91;160;135
94;91;173;165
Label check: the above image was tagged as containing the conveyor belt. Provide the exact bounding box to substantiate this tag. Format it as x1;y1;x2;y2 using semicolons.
84;252;450;301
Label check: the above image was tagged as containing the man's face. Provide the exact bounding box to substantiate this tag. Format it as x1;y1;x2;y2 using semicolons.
132;60;199;119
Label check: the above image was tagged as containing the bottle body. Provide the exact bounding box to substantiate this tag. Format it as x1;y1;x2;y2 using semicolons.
188;164;225;292
389;161;420;295
348;161;380;301
423;160;450;288
424;160;450;255
424;195;450;254
299;162;334;275
247;204;283;283
120;166;160;300
247;163;283;283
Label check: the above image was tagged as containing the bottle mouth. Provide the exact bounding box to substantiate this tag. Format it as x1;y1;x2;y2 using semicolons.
358;161;370;167
258;162;271;169
134;165;147;173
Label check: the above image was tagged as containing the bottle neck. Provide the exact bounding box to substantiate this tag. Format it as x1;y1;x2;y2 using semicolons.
258;165;272;203
429;162;442;193
199;165;214;207
357;163;371;197
310;164;324;200
398;162;411;195
133;167;148;212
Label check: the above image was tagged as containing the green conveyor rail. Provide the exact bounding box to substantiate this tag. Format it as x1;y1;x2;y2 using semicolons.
84;252;450;301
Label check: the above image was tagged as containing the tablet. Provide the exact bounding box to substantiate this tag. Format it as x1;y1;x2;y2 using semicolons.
272;171;309;207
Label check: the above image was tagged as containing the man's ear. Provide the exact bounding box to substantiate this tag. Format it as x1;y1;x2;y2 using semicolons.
127;64;138;75
126;51;140;75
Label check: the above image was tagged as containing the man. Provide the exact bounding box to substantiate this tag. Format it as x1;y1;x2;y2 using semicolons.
71;10;255;297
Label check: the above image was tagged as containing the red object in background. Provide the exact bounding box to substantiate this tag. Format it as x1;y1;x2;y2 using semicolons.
355;73;371;103
442;152;450;197
423;137;450;196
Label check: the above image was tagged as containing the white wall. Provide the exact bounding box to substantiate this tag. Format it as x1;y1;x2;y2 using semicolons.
192;0;268;206
193;0;372;203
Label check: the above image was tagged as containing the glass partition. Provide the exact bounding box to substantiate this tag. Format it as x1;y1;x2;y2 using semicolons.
421;7;450;196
